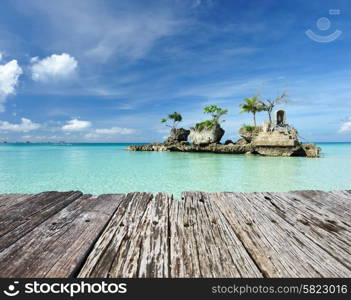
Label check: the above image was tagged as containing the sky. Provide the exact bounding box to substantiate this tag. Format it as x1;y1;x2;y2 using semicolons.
0;0;351;143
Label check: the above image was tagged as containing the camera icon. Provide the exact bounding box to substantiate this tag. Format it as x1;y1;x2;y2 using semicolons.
3;281;20;297
305;9;342;43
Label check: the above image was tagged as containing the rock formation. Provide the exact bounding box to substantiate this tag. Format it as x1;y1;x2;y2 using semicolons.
189;124;224;145
164;128;190;146
224;139;234;145
127;110;321;158
239;126;262;143
127;142;253;154
236;116;321;157
127;134;320;157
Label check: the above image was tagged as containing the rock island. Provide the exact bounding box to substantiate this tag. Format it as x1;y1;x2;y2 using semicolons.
127;97;321;158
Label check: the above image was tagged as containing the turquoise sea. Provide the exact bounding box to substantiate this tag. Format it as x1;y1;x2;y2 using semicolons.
0;143;350;197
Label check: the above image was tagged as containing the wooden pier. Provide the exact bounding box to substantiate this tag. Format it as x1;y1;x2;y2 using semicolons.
0;190;350;278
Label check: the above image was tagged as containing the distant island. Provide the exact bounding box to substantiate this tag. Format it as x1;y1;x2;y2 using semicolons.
128;94;321;158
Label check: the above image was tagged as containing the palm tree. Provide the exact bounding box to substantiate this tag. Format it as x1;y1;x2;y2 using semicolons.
240;96;263;127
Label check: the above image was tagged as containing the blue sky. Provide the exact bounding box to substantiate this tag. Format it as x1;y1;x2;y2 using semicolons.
0;0;351;142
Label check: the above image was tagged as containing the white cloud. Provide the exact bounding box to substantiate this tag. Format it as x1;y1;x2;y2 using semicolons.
31;53;78;82
0;118;40;132
0;60;23;112
85;127;136;139
95;127;135;135
30;56;39;63
0;52;3;62
62;119;91;131
338;121;351;133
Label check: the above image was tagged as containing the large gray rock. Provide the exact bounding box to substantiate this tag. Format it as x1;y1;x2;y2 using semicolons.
189;124;224;145
239;126;262;143
249;127;320;157
235;124;321;157
253;128;299;147
164;128;190;146
300;143;321;158
254;143;321;158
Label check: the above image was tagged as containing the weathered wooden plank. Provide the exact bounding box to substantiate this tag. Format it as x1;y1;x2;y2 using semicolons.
0;194;27;201
77;193;150;277
134;193;170;277
214;192;351;277
270;191;351;227
288;190;351;222
0;194;23;201
330;190;351;198
168;192;262;278
0;191;82;252
256;192;351;269
0;194;123;278
275;190;351;225
78;192;170;278
168;195;188;277
0;190;350;279
170;193;201;277
0;194;33;214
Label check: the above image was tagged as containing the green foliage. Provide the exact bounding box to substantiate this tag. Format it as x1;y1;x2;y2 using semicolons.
194;120;216;131
242;124;256;132
239;95;264;126
193;105;228;131
161;112;183;129
203;105;228;123
240;96;264;114
168;112;182;122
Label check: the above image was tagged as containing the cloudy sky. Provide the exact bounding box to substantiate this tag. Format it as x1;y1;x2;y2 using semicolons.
0;0;350;142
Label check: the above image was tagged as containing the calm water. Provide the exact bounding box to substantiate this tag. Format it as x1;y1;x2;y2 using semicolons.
0;143;350;197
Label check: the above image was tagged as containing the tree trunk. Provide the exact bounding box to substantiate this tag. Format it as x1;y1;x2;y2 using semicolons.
253;112;256;127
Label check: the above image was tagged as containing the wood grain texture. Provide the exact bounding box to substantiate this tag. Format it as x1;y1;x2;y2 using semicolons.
0;190;350;278
0;194;33;214
169;192;262;277
213;192;351;277
0;191;82;252
78;192;170;278
261;192;351;269
0;194;123;278
288;190;351;222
